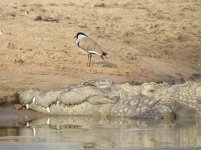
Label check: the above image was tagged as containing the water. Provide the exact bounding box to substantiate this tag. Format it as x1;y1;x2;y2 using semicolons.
0;116;201;150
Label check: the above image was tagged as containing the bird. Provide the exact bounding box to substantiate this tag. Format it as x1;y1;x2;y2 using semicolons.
74;32;107;67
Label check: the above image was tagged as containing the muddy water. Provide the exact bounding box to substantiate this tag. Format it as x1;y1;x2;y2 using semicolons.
0;116;201;150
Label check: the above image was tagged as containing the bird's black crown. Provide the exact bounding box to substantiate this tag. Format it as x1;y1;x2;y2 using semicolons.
74;32;87;38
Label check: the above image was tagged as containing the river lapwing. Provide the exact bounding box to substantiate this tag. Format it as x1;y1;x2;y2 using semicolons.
74;32;107;67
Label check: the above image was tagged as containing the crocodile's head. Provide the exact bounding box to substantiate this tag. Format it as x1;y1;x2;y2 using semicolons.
20;80;178;119
20;80;119;116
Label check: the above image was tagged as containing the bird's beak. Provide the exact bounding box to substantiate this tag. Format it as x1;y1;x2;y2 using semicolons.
74;35;77;38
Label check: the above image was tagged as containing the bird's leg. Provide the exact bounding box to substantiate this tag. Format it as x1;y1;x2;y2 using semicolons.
89;54;92;67
87;53;90;66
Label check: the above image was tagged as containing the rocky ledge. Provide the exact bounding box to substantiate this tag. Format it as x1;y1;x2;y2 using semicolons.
19;80;201;120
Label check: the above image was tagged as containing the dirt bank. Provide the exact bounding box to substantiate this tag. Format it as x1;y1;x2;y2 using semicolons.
0;0;201;103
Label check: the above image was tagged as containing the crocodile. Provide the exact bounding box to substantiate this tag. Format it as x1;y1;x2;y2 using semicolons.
19;80;201;119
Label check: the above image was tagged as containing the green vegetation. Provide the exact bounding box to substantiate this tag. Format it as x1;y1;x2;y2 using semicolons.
137;5;150;11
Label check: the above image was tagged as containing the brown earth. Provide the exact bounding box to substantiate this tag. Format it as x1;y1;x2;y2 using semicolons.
0;0;201;103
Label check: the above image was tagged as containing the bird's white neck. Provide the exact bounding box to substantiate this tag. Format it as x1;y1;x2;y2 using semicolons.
76;35;86;44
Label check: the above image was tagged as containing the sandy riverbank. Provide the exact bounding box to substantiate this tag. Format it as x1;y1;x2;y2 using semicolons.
0;0;201;103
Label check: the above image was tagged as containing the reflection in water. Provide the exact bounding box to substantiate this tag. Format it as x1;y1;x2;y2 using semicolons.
0;127;20;137
0;116;201;149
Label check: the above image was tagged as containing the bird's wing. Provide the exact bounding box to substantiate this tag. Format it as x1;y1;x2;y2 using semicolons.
78;37;103;55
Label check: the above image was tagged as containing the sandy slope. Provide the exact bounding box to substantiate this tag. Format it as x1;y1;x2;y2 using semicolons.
0;0;201;102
